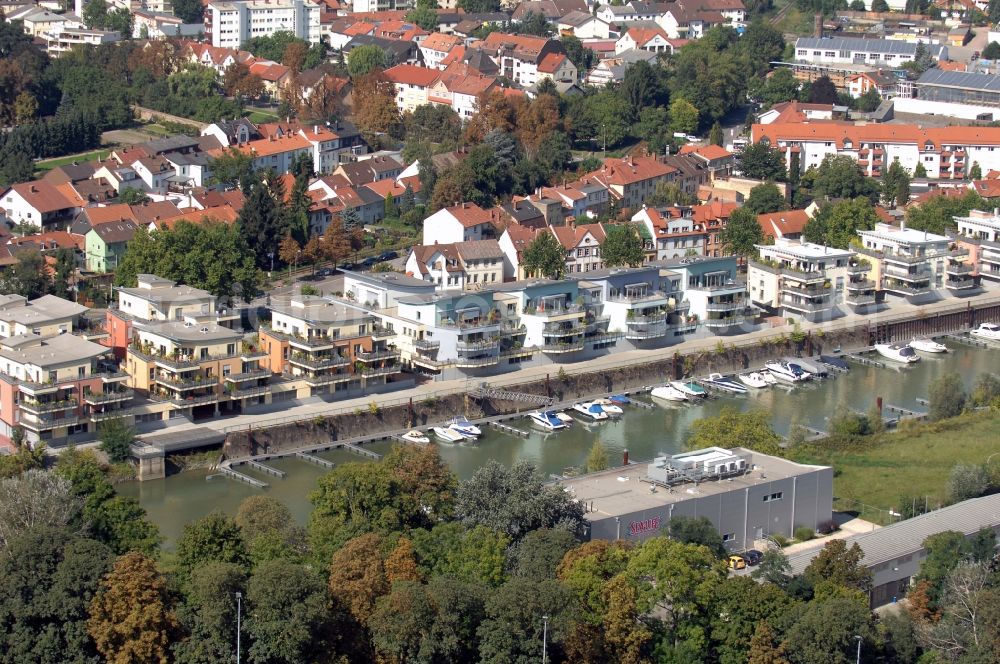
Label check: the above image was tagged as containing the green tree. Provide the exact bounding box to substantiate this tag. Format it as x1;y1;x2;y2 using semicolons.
456;460;585;541
586;439;609;473
405;6;439;30
348;44;388;77
97;417;134;463
881;158;911;208
667;515;726;557
0;527;112;664
87;551;179;664
983;41;1000;60
0;250;49;299
970;372;1000;406
803;197;880;248
560;34;596;71
803;539;873;595
175;510;250;579
808;75;838;104
0;469;82;552
747;621;790;664
208;147;256;192
752;548;793;588
118;187;150;205
854;87;882;113
327;532;387;628
709;122;724;146
719;207;765;259
601;224;644;267
737;142;786;181
477;578;572;664
968;160;983;180
745;182;787;214
871;0;889;9
173;562;247;664
710;578;795;664
246;559;333;664
688;406;783;456
506;528;579;579
905;190;987;235
172;0;203;22
946;463;991;503
781;597;873;664
757;68;800;107
928;372;967;421
522;230;566;280
238;178;288;270
670;98;700;135
811;154;880;203
914;161;927;178
235;495;306;566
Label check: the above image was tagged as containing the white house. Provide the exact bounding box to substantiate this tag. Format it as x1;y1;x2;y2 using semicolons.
1;181;84;228
557;11;611;40
208;0;321;48
615;26;673;54
422;203;500;245
405;239;505;291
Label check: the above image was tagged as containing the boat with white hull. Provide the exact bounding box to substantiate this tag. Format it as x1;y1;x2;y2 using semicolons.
401;430;430;444
593;398;624;416
970;323;1000;341
650;385;688;402
765;361;810;383
448;416;481;438
670;380;707;398
433;427;466;443
908;338;947;353
704;373;748;394
529;410;567;431
573;402;609;420
554;412;574;426
874;343;920;363
738;372;770;389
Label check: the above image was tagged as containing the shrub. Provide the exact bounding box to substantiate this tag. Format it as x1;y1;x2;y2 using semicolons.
794;526;815;542
816;520;838;535
368;401;380;416
947;463;991;504
928;372;967;421
772;533;789;547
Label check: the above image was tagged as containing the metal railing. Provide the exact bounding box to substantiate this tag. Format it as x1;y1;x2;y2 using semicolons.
705;299;749;312
356;349;402;362
413;337;440;350
225;369;271;382
845;294;876;306
845;279;877;291
289;354;350;370
83;389;135;404
19;398;76;414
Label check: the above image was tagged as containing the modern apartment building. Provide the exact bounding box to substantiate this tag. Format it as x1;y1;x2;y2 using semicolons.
664;256;751;331
208;0;321;48
0;294;89;339
747;238;855;319
856;222;972;297
579;265;686;348
953;208;1000;283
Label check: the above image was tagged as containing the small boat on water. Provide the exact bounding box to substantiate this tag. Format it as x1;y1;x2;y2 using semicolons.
593;398;624;416
555;412;574;426
970;323;1000;341
670;380;707;398
705;373;748;394
784;357;827;378
448;416;481;438
818;355;850;372
908;338;948;353
765;361;810;383
608;394;631;406
738;372;770;389
401;430;430;444
433;427;465;443
874;343;920;364
650;385;688;402
573;402;609;420
529;410;567;431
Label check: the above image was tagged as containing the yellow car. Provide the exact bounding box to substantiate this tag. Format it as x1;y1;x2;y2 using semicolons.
727;555;747;570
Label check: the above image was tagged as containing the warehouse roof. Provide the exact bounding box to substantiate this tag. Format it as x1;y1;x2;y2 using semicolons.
916;67;1000;92
795;36;945;57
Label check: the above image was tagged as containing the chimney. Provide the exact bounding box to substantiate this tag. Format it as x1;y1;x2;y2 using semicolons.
814;14;823;38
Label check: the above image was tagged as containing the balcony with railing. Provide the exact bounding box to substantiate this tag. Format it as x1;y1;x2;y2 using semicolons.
358;365;400;378
224;369;271;383
884;265;932;282
413;337;440;351
703;311;750;328
542;322;586;337
945;276;976;290
454;354;501;368
500;319;526;336
625;322;668;340
229;384;270;399
781;294;832;313
83;388;135;405
706;296;748;312
882;279;931;296
96;371;130;382
356;348;402;362
523;301;584;319
302;372;357;387
541;340;586;353
18;380;62;396
456;338;501;353
155;373;215;391
846;261;871;275
846;279;877;292
289;351;350;370
780;280;832;297
19;395;77;415
845;292;876;306
945;261;973;276
20;413;80;431
129;344;212;371
625;309;668;325
606;288;672;306
372;324;395;340
91;407;135;422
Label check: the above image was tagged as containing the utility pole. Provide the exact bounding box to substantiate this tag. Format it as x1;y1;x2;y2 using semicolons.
235;592;242;664
855;635;862;664
542;615;549;664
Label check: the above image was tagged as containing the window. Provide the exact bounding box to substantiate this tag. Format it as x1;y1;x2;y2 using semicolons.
722;533;735;542
763;491;784;502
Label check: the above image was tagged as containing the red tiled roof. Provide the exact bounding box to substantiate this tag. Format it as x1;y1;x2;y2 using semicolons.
363;175;422;199
583;155;676;187
537;52;568;74
622;26;668;47
550;222;605;249
445;202;495;228
6;181;80;214
384;63;441;87
422;32;462;52
757;209;809;239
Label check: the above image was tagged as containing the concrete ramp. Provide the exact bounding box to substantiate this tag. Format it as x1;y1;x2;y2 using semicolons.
138;426;226;453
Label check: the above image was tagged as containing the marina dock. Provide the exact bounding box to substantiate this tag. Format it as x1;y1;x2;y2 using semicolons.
295;452;336;468
491;421;530;437
843;352;887;369
944;333;992;348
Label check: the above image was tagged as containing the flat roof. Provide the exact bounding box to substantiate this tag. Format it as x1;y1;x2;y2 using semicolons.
269;296;371;324
0;332;108;368
916;67;1000;93
786;493;1000;575
562;448;829;520
343;269;434;289
135;320;241;344
858;224;949;245
118;283;215;306
759;239;854;260
0;294;87;324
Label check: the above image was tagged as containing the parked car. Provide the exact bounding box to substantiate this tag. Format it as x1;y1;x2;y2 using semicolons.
378;250;398;261
317;268;333;277
742;549;763;566
727;555;747;570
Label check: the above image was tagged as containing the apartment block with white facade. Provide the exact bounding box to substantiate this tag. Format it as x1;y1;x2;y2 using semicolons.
792;37;946;67
953;209;1000;283
209;0;321;48
662;256;750;331
857;223;971;298
747;239;855;320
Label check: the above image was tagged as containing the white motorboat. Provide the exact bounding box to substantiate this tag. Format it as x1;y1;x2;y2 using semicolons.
651;385;688;402
874;343;920;364
670;380;707;398
970;322;1000;341
783;357;827;378
762;371;778;385
572;402;609;420
908;338;947;354
738;372;770;389
432;427;465;443
401;430;430;444
448;416;481;438
529;410;567;431
593;398;624;416
765;361;809;383
705;373;748;394
555;412;574;426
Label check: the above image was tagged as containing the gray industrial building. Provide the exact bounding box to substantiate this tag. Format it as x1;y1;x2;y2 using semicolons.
562;447;833;552
786;493;1000;607
914;68;1000;108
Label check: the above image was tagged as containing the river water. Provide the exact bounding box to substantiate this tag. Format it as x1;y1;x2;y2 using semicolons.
118;343;1000;547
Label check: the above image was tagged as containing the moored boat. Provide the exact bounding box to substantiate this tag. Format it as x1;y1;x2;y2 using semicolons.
908;338;947;353
651;385;688;402
874;343;920;364
970;323;1000;341
670;380;707;398
448;416;482;438
555;412;574;426
705;373;748;394
401;430;430;444
737;372;770;389
432;427;465;443
529;410;567;431
765;361;809;383
608;394;631;406
593;398;624;416
572;402;609;420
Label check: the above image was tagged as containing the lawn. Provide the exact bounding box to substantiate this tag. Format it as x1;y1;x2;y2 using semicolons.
35;149;111;173
792;411;1000;524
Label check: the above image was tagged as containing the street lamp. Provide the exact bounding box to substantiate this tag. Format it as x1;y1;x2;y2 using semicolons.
235;592;242;664
541;615;549;664
854;635;862;664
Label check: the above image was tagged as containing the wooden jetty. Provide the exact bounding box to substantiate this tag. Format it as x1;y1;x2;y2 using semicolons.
295;451;336;468
491;420;530;437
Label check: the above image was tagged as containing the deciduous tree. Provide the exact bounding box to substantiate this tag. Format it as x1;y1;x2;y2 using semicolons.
175;510;249;579
810;154;880;203
522;230;565;280
477;578;572;664
928;372;967;421
803;539;872;595
0;469;81;552
666;515;726;557
745;182;787;214
506;528;578;579
719;207;764;258
353;71;400;137
97;417;134;463
688;406;783;456
737;142;786;181
803;197;880;249
882;158;911;208
601;224;645;267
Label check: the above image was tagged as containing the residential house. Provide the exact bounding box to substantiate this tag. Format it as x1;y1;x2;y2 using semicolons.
581;155;677;210
857;222;971;297
581;265;682;347
616;26;673;54
678;144;736;179
1;181;85;229
552;222;607;275
663;255;750;331
419;32;463;69
847;70;898;99
333;156;404;186
85;220;137;273
585;48;658;86
405;239;505;291
557;11;611;39
422;203;500;245
757;209;810;242
792;37;947;67
953;208;1000;282
747;238;856;320
384;64;443;113
631;206;707;260
0;294;88;339
474;33;574;87
207;0;321;48
691;200;737;258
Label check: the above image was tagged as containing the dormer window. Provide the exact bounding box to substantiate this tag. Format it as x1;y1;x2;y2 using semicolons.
843;139;852;149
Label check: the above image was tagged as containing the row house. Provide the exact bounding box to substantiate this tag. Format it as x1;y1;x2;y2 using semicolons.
384;62;497;119
553;223;607;275
953;209;1000;283
308;176;386;229
747;238;857;320
511;0;588;21
665;255;750;331
404;240;505;291
333;156;404;186
419;32;463;69
692;200;737;257
581;155;677;211
751;121;1000;180
631;206;707;260
580;265;687;348
538;180;610;219
856;222;970;298
0;333;132;448
260;295;399;397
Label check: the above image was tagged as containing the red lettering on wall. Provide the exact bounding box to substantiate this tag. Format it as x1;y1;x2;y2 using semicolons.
628;516;661;536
